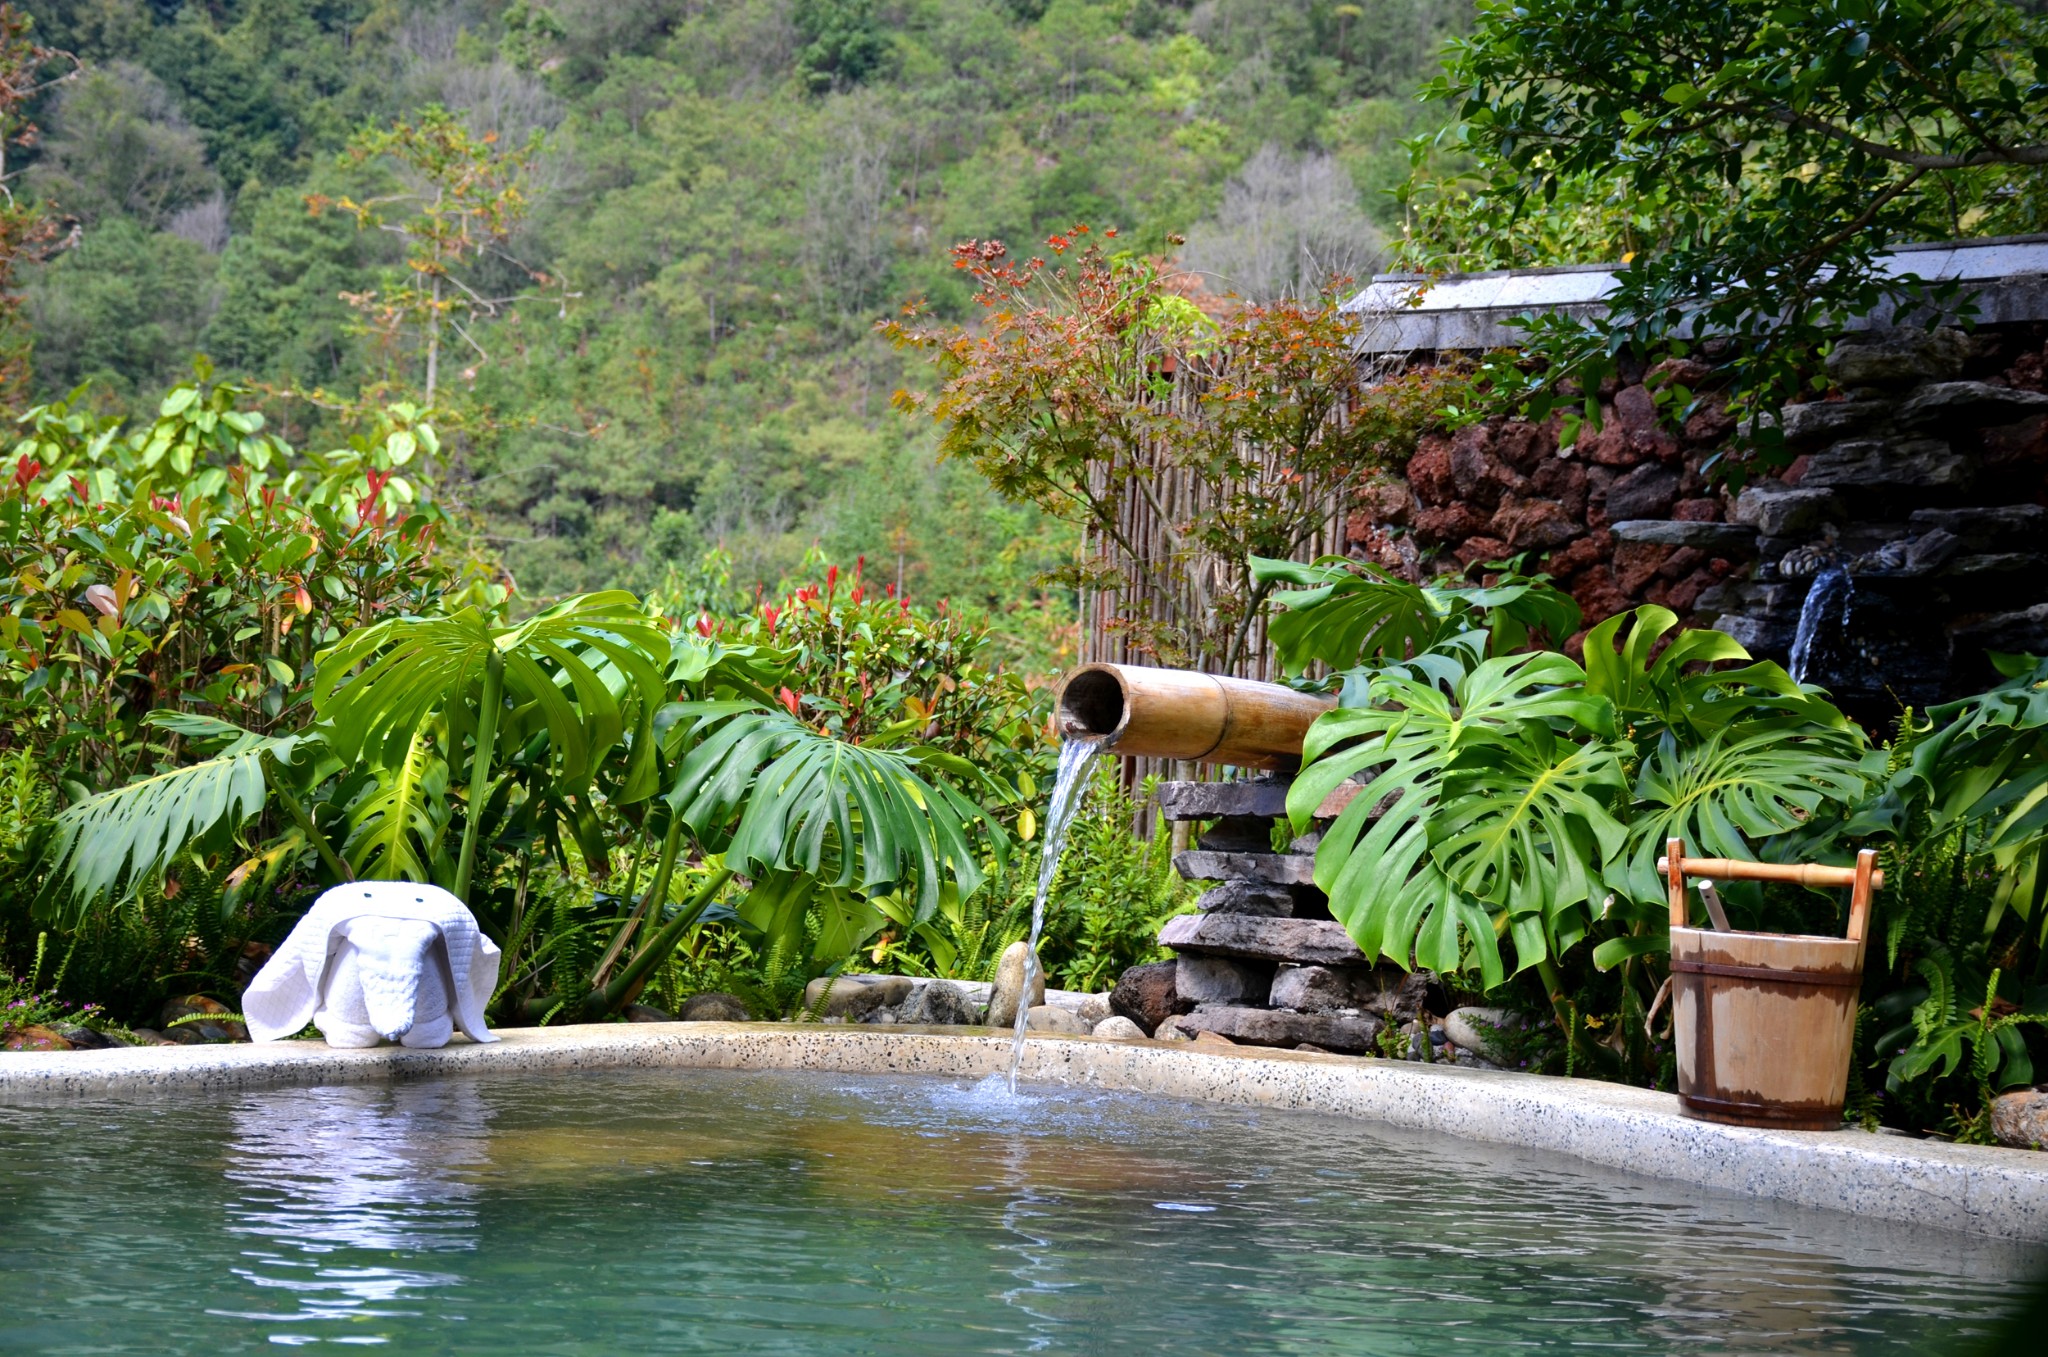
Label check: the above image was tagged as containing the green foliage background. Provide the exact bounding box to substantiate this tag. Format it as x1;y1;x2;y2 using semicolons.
11;0;1468;660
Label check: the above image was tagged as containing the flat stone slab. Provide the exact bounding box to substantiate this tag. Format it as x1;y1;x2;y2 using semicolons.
1802;437;1973;490
1610;520;1760;553
2;1025;2044;1241
1897;380;2048;430
1173;850;1317;885
1157;780;1362;822
1180;1005;1380;1053
1160;912;1368;966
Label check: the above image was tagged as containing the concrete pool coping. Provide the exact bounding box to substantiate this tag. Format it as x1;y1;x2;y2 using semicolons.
5;1022;2046;1243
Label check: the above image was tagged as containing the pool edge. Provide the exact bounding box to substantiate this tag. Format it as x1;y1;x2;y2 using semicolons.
5;1023;2045;1243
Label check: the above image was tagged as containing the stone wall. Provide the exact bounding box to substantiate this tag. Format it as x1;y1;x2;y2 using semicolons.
1342;322;2048;713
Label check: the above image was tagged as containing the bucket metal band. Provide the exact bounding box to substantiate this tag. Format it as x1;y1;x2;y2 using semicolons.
1679;1092;1844;1124
1670;958;1862;988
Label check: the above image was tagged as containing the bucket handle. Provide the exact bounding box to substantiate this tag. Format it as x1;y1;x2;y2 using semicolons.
1660;838;1881;944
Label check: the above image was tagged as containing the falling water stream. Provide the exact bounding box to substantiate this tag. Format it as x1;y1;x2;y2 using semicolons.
1788;564;1855;685
1006;734;1107;1093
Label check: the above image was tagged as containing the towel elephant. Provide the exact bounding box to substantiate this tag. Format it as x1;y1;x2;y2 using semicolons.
243;883;501;1048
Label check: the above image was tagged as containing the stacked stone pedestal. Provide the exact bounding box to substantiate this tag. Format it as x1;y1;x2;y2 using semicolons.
1109;778;1441;1054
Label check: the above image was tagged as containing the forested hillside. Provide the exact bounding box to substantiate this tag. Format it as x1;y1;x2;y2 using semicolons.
11;0;1467;659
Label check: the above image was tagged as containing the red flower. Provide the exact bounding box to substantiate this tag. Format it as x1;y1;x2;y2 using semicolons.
761;603;781;635
826;564;839;600
695;612;715;637
778;686;802;716
850;585;864;605
885;583;895;598
11;454;39;492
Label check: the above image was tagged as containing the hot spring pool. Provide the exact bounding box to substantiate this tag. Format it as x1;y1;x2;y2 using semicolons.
1;1067;2039;1354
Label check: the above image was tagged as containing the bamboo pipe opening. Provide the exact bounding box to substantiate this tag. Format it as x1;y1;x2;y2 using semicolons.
1055;663;1335;770
1058;666;1130;744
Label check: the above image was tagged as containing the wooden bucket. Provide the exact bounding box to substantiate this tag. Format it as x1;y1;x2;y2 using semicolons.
1662;840;1881;1131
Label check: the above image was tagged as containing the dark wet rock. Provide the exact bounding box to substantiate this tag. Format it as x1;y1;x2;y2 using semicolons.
1179;1006;1381;1053
802;974;913;1021
1908;505;2047;552
898;979;980;1027
1601;464;1681;522
1802;438;1973;492
51;1023;121;1049
160;995;247;1043
1174;955;1273;1006
1954;603;2048;657
677;993;751;1022
1110;960;1192;1036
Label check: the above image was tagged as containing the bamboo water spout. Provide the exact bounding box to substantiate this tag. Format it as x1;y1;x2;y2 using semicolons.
1056;663;1336;770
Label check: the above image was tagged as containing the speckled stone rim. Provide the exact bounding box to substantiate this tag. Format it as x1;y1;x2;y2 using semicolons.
5;1022;2047;1242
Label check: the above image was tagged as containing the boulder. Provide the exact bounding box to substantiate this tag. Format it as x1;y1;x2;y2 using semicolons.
803;974;913;1022
676;993;749;1022
1602;464;1681;522
1089;1015;1147;1041
1178;1006;1381;1053
1025;1004;1087;1035
1990;1088;2048;1151
1174;955;1274;1006
1;1024;72;1051
1444;1007;1525;1063
986;941;1045;1029
1194;881;1294;917
51;1023;122;1049
1076;992;1113;1026
1153;1015;1195;1042
1109;960;1192;1036
624;1002;677;1022
1896;381;2048;430
898;979;980;1027
1268;965;1379;1013
1159;913;1369;967
1824;327;1968;388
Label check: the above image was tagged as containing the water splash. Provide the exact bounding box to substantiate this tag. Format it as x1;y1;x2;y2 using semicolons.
1006;735;1106;1093
1788;565;1855;685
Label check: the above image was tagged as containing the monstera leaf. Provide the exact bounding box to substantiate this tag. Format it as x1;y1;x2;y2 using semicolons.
338;725;450;884
1582;605;1846;738
1287;647;1619;985
39;713;317;919
661;701;1003;915
1254;555;1581;677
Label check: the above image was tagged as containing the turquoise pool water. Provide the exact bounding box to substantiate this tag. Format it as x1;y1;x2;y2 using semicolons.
1;1068;2039;1354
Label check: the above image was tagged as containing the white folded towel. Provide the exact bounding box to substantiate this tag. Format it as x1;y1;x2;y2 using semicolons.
244;882;501;1047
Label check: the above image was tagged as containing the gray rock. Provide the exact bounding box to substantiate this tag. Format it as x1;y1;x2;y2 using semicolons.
1991;1088;2048;1150
1824;327;1968;388
1600;464;1680;521
1717;614;1798;656
50;1023;121;1049
1157;779;1292;821
1782;398;1892;448
897;979;980;1027
1902;529;1961;574
1908;505;2048;552
1172;850;1317;886
858;1005;901;1025
1197;815;1277;852
1089;1015;1147;1040
1444;1006;1524;1063
1268;965;1379;1013
1175;955;1274;1005
802;974;913;1021
1609;520;1759;553
1802;438;1973;491
1195;881;1295;916
1178;1006;1382;1053
1954;603;2048;657
1731;484;1840;538
1897;380;2048;430
1160;913;1369;967
1109;960;1191;1035
1153;1015;1195;1042
1940;552;2045;579
1025;1004;1088;1035
676;993;749;1022
987;940;1045;1029
1076;992;1113;1026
